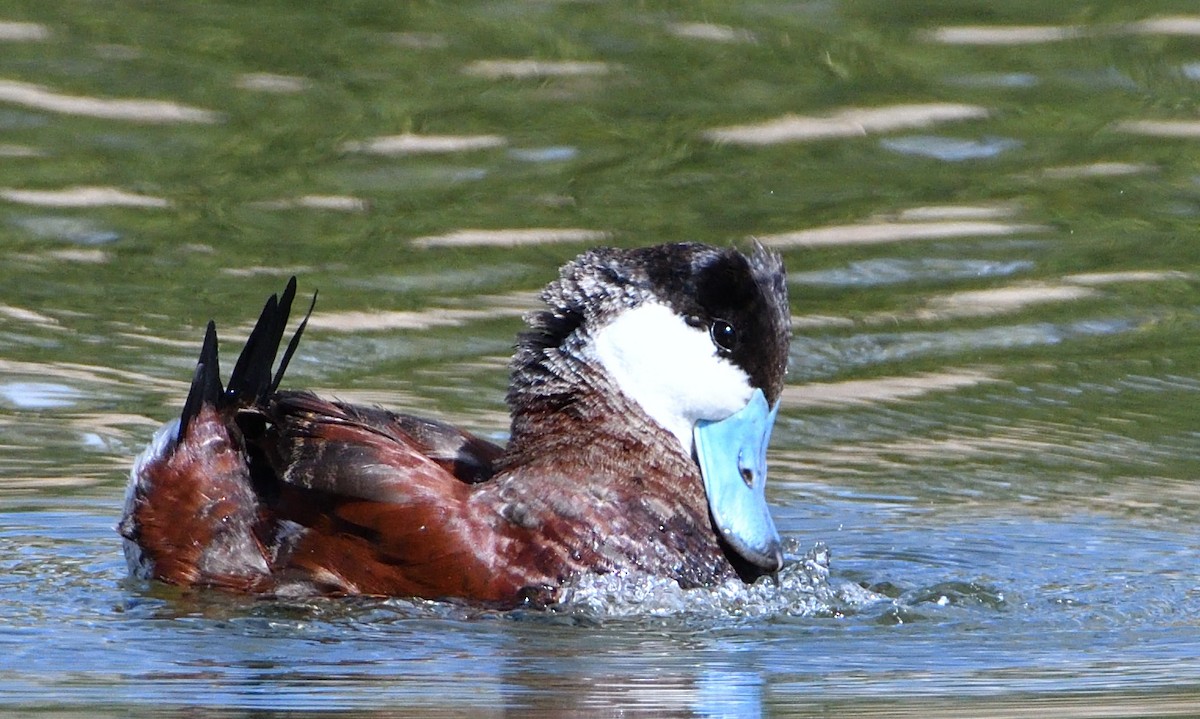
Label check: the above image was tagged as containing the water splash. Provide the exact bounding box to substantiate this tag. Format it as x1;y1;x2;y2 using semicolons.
549;542;882;622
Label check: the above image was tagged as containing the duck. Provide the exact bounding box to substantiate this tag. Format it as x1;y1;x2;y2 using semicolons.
119;242;791;607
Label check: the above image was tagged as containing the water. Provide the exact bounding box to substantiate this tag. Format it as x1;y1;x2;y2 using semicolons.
2;1;1200;716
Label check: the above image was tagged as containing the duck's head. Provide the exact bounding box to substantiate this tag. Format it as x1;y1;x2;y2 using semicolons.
509;242;791;575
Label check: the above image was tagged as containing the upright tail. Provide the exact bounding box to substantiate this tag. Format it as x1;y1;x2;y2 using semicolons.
177;277;315;445
120;278;315;590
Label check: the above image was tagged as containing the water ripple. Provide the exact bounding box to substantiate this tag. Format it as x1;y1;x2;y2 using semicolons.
790;258;1034;287
790;318;1139;380
0;79;218;123
704;103;988;145
880;135;1022;161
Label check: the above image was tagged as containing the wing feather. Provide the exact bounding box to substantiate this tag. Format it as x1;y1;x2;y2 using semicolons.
257;391;503;504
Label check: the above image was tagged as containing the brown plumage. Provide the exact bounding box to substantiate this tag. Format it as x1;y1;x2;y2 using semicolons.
120;243;790;606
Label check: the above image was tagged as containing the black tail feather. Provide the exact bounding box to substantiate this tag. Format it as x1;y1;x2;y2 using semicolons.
226;295;271;402
226;277;306;406
178;320;224;440
272;289;317;394
174;278;313;438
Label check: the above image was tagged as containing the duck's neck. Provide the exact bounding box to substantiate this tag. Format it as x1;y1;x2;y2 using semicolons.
497;337;735;589
502;339;690;474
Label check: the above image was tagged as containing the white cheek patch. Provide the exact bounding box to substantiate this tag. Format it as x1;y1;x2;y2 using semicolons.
590;302;754;452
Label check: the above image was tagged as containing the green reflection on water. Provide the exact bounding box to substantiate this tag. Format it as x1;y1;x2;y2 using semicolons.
2;0;1200;714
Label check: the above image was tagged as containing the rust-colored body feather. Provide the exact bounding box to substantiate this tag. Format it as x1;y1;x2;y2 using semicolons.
120;244;789;605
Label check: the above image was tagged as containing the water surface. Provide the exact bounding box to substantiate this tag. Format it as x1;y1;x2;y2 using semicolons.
1;1;1200;716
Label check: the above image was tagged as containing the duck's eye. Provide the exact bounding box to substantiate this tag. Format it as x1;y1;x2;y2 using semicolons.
710;319;737;354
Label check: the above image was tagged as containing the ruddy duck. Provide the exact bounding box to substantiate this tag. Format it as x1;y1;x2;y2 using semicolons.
120;242;790;606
